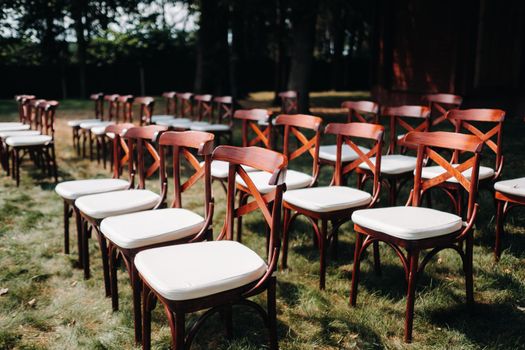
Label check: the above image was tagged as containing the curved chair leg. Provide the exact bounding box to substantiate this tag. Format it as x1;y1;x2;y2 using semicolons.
109;244;119;311
280;208;291;270
82;220;90;279
464;234;474;304
131;262;143;343
94;228;111;297
319;219;328;290
74;208;83;268
404;249;419;343
350;232;363;306
63;201;70;254
142;284;156;350
268;277;278;350
494;199;505;262
373;241;382;276
165;306;185;350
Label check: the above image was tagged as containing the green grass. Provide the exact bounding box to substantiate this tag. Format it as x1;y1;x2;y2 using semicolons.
0;94;525;349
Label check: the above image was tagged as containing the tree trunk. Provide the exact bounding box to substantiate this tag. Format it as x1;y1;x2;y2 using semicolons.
331;17;345;90
273;0;287;105
287;0;318;112
71;0;87;98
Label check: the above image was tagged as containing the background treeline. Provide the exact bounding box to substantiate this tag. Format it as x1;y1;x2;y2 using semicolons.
0;0;373;109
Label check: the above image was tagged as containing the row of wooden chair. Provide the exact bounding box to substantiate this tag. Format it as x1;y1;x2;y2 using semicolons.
0;96;59;186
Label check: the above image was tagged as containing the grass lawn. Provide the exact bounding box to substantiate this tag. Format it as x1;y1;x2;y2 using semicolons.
0;92;525;349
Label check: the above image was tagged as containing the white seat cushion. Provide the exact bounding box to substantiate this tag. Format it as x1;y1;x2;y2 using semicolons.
236;169;312;194
91;125;108;135
0;122;23;127
55;178;130;200
5;135;52;147
257;119;270;126
101;208;204;249
68;118;100;127
358;154;418;175
284;186;371;212
0;124;30;132
204;160;257;179
80;121;113;130
75;189;160;219
495;177;525;197
135;240;267;301
0;130;40;139
319;144;370;162
151;115;175;123
420;164;494;183
352;206;463;240
190;124;230;132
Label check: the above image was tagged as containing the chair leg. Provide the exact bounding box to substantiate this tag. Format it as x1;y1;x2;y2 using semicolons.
236;192;248;243
14;149;20;187
50;145;58;182
319;219;328;290
131;263;143;343
494;199;505;262
373;241;381;276
142;284;155;350
280;208;291;270
102;136;108;169
88;132;94;161
404;249;419;343
95;136;101;164
165;306;185;350
350;232;363;306
95;229;111;298
464;234;474;304
109;244;119;311
82;220;90;279
63;201;70;254
82;131;87;158
74;208;83;268
268;277;278;350
220;304;233;340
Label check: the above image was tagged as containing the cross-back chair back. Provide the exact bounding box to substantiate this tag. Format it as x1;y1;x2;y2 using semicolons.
162;91;177;115
279;90;299;114
158;131;214;215
194;94;213;122
446;108;505;180
213;96;233;126
274;114;322;184
90;93;104;120
105;123;135;179
177;92;193;119
124;125;167;189
37;100;59;138
104;94;120;121
422;93;463;128
15;95;36;123
134;97;155;125
234;109;273;148
341;101;379;124
116;95;133;123
382;105;431;154
27;99;46;129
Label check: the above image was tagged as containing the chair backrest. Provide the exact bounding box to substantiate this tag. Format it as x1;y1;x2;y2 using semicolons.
213;96;233;126
104;94;120;121
279;90;299;114
447;108;505;178
124;125;167;189
177;93;193;119
213;145;287;275
158;131;214;217
325;122;384;196
15;95;35;124
106;123;135;179
405;131;484;221
194;94;213;122
341;101;379;123
27;98;46;129
274;114;322;184
234;109;273;149
90;93;104;119
116;95;134;123
382;105;431;154
134;96;155;125
422;93;463;128
38;100;59;138
162;91;177;115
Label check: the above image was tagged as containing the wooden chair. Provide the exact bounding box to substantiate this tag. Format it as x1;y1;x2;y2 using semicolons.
177;92;194;122
14;94;36;124
6;100;59;186
150;91;176;124
282;122;384;289
358;105;430;205
158;94;213;130
350;131;483;342
422;93;463;129
75;125;167;295
55;123;133;266
279;90;299;114
80;94;119;160
68;93;104;155
134;96;155;125
419;109;505;216
235;114;321;242
319;101;379;170
137;145;286;350
190;96;234;144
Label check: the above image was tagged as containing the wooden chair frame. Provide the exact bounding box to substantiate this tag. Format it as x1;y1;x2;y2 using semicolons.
15;94;36;124
282;122;384;289
422;93;463;128
141;145;286;350
279;90;299;114
194;94;213;122
72;93;102;155
135;96;155;125
106;130;215;343
351;131;483;342
82;94;118;159
177;92;193;119
162;91;177;116
209;96;234;144
494;187;525;261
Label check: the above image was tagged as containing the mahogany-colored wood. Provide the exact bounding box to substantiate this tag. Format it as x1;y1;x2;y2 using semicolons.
140;145;287;350
341;100;379;123
81;94;119;160
15;95;36;124
194;94;213;122
177;92;193;119
71;93;102;155
105;130;215;343
279;90;299;114
422;93;462;127
209;96;234;144
134;96;155;125
351;130;483;343
162;91;177;115
282;122;384;289
494;190;525;261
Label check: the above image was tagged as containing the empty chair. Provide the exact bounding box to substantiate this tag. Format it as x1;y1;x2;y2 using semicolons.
55;124;133;265
350;131;483;342
137;145;286;350
134;96;155;125
422;93;462;128
150;91;177;124
158;94;212;129
101;130;214;343
68;93;104;155
190;96;234;144
80;94;119;159
177;92;193;122
75;125;167;296
319;101;379;171
282;122;384;289
279;90;299;114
